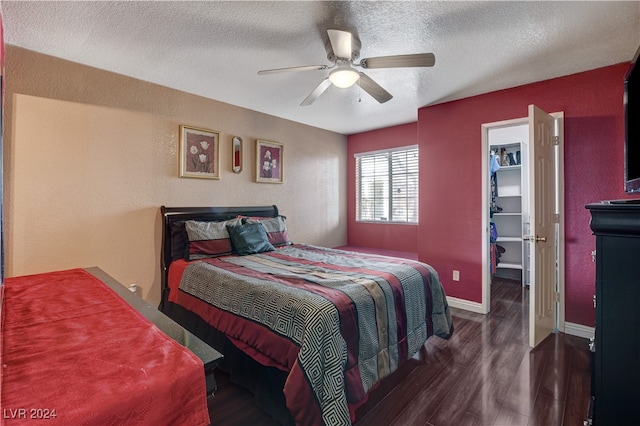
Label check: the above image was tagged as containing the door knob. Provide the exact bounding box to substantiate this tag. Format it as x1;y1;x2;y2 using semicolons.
523;235;547;242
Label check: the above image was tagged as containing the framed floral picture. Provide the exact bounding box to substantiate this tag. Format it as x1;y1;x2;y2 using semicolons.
179;125;220;179
256;140;284;183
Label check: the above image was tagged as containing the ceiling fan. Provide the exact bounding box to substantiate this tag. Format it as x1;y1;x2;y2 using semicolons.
257;29;435;106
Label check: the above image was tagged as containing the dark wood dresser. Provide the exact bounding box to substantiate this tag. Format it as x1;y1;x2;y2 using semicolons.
586;200;640;425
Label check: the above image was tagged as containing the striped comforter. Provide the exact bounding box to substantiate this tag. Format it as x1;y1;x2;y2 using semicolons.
178;244;453;425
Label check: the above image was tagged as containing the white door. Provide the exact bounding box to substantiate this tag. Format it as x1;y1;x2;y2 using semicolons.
527;104;558;348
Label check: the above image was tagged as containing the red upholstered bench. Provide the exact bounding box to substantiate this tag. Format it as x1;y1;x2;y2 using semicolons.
1;267;221;425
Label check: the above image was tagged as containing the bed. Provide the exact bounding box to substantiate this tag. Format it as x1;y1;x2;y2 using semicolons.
159;205;453;425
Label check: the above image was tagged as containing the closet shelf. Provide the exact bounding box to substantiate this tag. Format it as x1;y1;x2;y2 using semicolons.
495;262;523;270
496;236;522;242
489;138;528;285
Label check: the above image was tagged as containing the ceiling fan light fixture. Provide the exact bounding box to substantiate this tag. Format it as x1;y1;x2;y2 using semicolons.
329;65;359;88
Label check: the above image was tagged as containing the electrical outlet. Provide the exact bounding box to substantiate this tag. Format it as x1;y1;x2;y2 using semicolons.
452;270;460;281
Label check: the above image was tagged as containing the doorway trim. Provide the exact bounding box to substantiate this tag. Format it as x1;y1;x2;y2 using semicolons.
480;113;565;332
554;111;566;333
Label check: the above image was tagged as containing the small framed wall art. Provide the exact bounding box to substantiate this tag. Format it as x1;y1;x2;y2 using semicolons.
256;139;284;184
179;125;220;179
232;136;243;173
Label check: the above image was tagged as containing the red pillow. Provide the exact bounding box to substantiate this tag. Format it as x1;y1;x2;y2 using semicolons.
184;218;241;259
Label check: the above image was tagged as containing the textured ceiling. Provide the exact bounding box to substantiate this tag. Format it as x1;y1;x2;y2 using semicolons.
3;1;639;135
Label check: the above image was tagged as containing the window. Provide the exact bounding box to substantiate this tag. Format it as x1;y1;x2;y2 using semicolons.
355;145;418;223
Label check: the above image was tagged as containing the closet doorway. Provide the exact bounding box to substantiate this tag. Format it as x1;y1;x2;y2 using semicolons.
481;105;565;348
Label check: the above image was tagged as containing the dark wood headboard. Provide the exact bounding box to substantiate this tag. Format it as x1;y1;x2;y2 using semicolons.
159;205;279;308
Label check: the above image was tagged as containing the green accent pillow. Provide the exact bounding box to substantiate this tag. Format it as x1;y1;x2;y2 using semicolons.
227;222;275;255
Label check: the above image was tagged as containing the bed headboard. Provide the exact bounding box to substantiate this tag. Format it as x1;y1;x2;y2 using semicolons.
159;205;279;308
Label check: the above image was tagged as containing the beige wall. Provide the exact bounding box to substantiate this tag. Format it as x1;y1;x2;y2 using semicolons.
3;46;347;306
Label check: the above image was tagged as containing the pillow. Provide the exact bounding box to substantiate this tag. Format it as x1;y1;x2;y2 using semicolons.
169;221;189;261
226;222;275;255
184;218;241;260
242;215;292;247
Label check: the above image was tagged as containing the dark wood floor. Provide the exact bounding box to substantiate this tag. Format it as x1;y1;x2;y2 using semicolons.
208;278;591;425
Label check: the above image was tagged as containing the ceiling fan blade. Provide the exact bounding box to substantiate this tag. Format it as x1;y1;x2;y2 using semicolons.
258;65;328;75
327;29;353;60
357;72;393;103
360;53;435;69
301;78;332;106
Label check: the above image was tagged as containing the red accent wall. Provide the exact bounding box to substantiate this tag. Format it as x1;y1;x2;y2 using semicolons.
348;63;634;327
418;63;633;326
347;122;419;252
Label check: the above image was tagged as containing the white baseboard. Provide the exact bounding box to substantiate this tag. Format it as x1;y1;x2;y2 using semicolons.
446;298;595;340
446;296;486;314
564;322;595;339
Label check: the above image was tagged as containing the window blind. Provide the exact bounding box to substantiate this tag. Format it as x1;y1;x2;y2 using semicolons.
355;145;418;223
